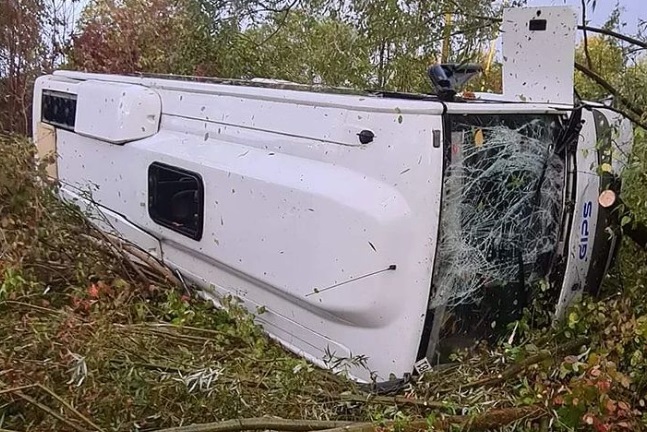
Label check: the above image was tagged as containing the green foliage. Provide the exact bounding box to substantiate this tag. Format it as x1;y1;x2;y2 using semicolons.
235;10;371;87
67;0;498;93
3;1;647;430
0;134;359;430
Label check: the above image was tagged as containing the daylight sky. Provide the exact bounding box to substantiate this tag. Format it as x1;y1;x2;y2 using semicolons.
526;0;645;34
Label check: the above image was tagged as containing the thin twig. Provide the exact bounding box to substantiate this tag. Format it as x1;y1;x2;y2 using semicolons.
453;12;647;50
35;384;105;432
102;233;181;286
117;326;215;344
242;0;301;48
83;231;152;286
2;300;61;314
109;359;191;374
581;0;592;69
574;62;647;127
151;417;355;432
14;391;89;432
315;405;545;432
581;25;647;50
338;393;453;410
0;384;38;395
459;337;589;391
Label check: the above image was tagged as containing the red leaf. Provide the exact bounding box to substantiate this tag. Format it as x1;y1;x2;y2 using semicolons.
618;401;631;412
605;399;617;415
595;424;610;432
597;380;612;393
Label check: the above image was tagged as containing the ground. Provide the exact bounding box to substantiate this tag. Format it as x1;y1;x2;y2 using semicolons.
1;133;646;432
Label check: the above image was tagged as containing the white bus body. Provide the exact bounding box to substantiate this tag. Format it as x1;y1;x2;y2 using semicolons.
30;6;633;382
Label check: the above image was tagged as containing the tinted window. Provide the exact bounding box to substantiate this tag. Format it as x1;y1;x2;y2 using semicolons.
148;162;204;240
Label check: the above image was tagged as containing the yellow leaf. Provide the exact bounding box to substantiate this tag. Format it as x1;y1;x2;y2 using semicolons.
474;129;484;147
601;163;613;173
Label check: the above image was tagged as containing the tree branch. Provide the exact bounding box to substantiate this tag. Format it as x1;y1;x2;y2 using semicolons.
585;103;647;132
581;0;592;69
151;407;545;432
315;406;544;432
574;62;646;123
452;13;647;50
241;0;300;49
456;336;589;391
13;391;89;432
582;25;647;50
152;418;355;432
324;392;453;410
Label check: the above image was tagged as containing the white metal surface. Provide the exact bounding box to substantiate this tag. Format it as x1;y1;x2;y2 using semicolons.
502;6;577;105
35;72;446;381
29;5;632;381
75;80;161;144
555;108;601;315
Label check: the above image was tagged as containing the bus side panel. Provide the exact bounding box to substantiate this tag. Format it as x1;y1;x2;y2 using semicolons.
54;106;444;381
556;109;602;315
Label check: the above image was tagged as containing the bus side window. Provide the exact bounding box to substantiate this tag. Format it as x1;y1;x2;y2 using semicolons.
148;162;204;241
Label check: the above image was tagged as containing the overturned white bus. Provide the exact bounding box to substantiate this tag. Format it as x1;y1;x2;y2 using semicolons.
31;6;633;382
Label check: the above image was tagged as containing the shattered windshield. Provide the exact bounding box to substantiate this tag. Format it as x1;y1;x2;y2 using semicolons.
429;113;566;354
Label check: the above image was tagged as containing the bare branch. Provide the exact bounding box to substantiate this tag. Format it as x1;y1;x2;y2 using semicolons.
152;418;355;432
13;391;88;432
453;12;647;50
583;25;647;50
240;0;300;48
574;62;647;130
586;103;647;132
457;336;589;391
581;0;592;69
150;407;545;432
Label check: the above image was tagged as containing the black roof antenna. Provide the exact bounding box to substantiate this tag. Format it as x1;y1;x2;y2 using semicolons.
427;63;483;102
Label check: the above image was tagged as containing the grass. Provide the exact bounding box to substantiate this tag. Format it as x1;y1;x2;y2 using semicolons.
1;131;647;431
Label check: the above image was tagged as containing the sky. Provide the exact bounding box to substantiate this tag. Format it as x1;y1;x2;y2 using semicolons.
525;0;646;34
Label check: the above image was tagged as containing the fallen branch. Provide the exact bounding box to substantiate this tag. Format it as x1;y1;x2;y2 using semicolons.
103;232;182;286
116;326;216;345
152;417;355;432
459;337;589;391
109;358;191;375
433;405;544;431
82;229;183;287
151;406;545;432
34;383;105;432
108;358;271;390
0;384;38;395
290;406;544;432
326;393;453;410
1;300;62;315
14;391;89;432
81;232;151;287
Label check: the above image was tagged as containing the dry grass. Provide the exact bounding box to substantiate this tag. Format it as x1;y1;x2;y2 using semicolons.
1;133;646;432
